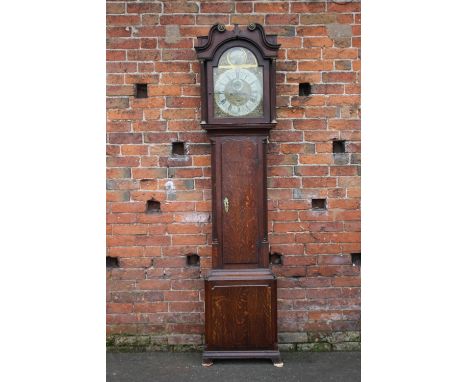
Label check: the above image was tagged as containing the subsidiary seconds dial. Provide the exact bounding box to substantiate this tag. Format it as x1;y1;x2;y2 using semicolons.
214;68;263;117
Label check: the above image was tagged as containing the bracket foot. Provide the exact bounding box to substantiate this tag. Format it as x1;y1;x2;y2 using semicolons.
202;358;213;367
272;357;284;368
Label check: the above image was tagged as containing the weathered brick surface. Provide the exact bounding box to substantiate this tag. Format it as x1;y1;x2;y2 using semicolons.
107;0;361;348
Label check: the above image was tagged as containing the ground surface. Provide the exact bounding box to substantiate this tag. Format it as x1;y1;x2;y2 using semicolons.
107;352;361;382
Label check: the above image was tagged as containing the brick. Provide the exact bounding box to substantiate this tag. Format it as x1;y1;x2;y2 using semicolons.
131;97;164;109
323;48;359;59
279;143;315;155
144;133;178;143
163;291;199;301
302;177;337;188
328;2;361;13
154;62;191;73
293;119;327;130
287;49;321;60
268;177;301;189
200;2;233;13
108;133;142;144
107;156;140;167
270;131;303;143
106;98;129;109
132;121;166;132
303;37;334;48
138;279;171;290
291;2;326;13
301;14;337;25
278;200;311;210
107;85;135;96
107;27;131;38
236;2;252;13
255;2;288;13
127;50;161;61
107;3;125;15
142;15;160;25
107;38;139;50
166;97;200;108
106;15;141;27
134;303;168;313
160;73;196;84
136;26;166;37
196;15;229;25
163;47;197;60
107;303;133;314
132;168;167;179
127;3;161;14
268;166;294;177
169;302;204;313
269;233;296;244
266;15;299;26
107;50;126;61
296;26;327;37
298;60;334;71
323;72;357;83
299;154;334;165
164;1;199;13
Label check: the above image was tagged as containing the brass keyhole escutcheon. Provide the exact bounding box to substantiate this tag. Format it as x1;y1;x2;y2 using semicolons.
224;197;229;213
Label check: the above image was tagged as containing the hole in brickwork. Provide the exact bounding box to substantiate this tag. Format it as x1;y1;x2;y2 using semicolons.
333;140;346;153
351;253;361;267
299;82;311;96
135;83;148;98
146;199;161;214
186;253;200;267
172;141;185;156
312;198;327;210
269;252;283;265
106;256;120;268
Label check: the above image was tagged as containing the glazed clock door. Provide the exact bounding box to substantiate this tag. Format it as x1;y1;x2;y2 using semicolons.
207;42;271;125
213;47;263;118
218;136;262;267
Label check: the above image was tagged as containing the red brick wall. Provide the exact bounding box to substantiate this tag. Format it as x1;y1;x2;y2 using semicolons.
106;0;361;351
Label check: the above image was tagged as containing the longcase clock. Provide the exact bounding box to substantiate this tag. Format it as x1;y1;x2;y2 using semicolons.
195;23;282;367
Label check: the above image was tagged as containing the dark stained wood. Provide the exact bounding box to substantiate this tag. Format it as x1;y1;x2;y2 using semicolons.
196;24;281;365
210;134;269;269
221;136;259;265
205;275;277;351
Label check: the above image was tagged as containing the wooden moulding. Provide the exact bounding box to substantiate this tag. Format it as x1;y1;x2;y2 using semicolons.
206;268;275;281
202;350;283;368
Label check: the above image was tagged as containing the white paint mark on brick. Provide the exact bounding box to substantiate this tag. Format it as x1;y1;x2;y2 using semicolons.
165;180;175;192
181;213;210;223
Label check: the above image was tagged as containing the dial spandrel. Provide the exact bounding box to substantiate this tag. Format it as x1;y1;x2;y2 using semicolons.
213;47;264;118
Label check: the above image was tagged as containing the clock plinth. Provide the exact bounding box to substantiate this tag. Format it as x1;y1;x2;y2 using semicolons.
196;24;281;366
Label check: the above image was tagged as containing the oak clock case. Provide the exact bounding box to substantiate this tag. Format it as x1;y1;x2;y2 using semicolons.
195;24;281;367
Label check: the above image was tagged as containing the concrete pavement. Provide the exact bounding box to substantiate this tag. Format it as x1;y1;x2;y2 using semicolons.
107;351;361;382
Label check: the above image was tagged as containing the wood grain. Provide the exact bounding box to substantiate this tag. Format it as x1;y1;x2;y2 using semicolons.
205;278;277;350
221;137;259;265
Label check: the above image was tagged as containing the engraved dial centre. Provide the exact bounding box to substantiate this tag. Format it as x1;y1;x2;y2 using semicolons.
214;68;262;117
